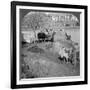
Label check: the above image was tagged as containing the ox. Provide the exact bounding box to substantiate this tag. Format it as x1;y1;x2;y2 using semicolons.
58;47;73;64
37;32;48;42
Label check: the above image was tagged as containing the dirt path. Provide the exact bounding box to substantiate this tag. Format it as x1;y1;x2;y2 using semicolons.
21;43;80;77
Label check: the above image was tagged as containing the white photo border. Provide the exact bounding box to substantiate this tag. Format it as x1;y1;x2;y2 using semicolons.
16;5;85;85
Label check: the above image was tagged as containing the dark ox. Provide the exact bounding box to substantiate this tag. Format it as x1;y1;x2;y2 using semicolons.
37;32;48;42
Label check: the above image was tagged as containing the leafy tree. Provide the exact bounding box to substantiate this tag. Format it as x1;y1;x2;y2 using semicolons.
21;12;50;31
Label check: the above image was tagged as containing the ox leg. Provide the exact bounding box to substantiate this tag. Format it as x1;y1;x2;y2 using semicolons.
73;57;77;66
66;58;68;63
69;58;72;64
63;56;66;63
58;56;63;63
65;58;68;63
60;56;63;62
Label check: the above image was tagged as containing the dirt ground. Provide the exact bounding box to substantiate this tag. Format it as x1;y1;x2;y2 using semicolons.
20;42;80;79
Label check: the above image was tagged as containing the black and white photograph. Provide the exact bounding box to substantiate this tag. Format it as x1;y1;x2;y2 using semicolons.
20;10;80;79
11;1;87;89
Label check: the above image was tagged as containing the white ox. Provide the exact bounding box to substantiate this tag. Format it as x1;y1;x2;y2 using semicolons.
22;31;36;44
59;47;69;63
